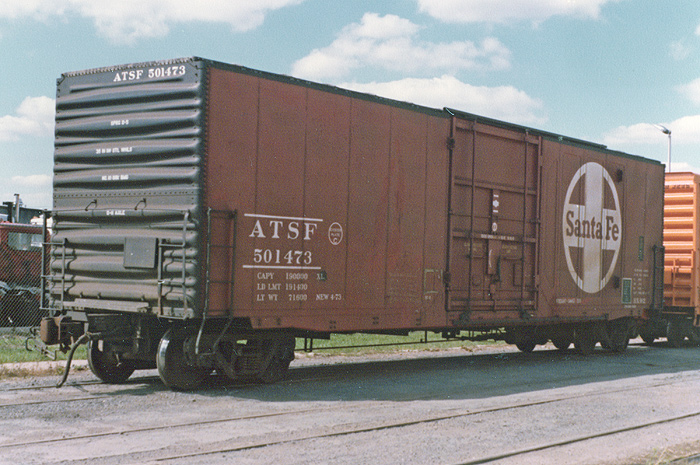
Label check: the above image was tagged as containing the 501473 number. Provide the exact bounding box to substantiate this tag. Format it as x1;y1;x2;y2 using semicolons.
148;65;186;79
253;249;312;265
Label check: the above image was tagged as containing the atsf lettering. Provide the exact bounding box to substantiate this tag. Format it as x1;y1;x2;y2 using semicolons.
249;219;319;241
112;65;186;83
113;70;144;82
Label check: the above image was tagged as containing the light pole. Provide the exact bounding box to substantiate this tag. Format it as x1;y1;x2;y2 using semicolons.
653;124;672;172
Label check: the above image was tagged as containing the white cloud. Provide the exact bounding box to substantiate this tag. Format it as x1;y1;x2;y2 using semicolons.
0;1;65;20
668;115;700;143
0;0;303;44
0;175;53;209
603;123;667;146
339;75;545;125
291;13;510;81
670;40;692;61
12;174;52;188
670;161;700;173
0;96;55;142
417;0;618;24
678;78;700;106
604;116;700;146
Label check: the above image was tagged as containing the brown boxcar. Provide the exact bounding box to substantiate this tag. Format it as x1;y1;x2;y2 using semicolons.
43;57;665;389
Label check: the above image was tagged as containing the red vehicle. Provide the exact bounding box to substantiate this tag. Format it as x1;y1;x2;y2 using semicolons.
41;58;665;389
0;222;43;285
0;222;44;326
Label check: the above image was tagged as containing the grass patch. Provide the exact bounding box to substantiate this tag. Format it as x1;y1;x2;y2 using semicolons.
0;331;505;380
0;334;86;365
297;332;505;356
0;332;502;365
0;363;66;379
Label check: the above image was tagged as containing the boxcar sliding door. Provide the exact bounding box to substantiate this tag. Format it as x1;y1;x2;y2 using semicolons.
445;117;540;325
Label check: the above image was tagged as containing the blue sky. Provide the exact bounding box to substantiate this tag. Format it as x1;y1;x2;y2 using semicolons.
1;0;699;209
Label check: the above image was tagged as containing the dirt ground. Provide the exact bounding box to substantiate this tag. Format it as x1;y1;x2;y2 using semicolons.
2;341;700;465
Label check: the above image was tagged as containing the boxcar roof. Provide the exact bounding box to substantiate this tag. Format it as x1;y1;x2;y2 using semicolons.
59;56;661;167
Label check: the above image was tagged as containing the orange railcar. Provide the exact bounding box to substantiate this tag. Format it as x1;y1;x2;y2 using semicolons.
656;172;700;345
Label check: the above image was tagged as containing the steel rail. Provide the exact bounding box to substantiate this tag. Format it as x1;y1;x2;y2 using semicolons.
142;400;700;464
2;376;685;460
455;411;700;465
0;407;328;450
2;366;700;464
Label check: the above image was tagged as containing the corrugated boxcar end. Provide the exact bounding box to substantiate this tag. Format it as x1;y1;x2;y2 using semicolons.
650;171;700;347
50;57;209;321
57;57;204;81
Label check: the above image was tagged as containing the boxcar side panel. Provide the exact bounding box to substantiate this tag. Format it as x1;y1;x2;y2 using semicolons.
553;145;605;315
251;77;309;325
300;86;351;318
384;107;428;327
535;138;558;318
205;68;260;316
421;115;450;328
545;139;664;321
204;61;663;333
344;98;392;326
205;66;451;332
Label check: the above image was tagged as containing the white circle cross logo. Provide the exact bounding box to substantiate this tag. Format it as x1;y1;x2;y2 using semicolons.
562;162;622;294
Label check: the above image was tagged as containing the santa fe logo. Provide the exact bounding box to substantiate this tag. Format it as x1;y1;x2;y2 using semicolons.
562;162;622;294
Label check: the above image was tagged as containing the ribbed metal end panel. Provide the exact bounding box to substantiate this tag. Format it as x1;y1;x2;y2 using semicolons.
51;58;207;318
664;172;700;309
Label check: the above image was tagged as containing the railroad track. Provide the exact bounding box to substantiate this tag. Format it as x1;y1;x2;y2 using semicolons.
455;412;700;465
669;453;700;464
139;409;700;465
3;375;699;464
3;348;700;464
0;406;331;451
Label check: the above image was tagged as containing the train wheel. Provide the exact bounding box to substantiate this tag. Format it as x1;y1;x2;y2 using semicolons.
639;330;656;346
87;340;135;384
574;326;597;355
257;336;296;384
157;328;211;391
605;321;630;353
666;321;684;348
515;341;536;353
213;340;240;380
690;327;700;347
551;337;572;351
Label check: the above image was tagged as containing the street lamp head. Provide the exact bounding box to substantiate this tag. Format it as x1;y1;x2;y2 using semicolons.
653;124;671;135
651;124;672;172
